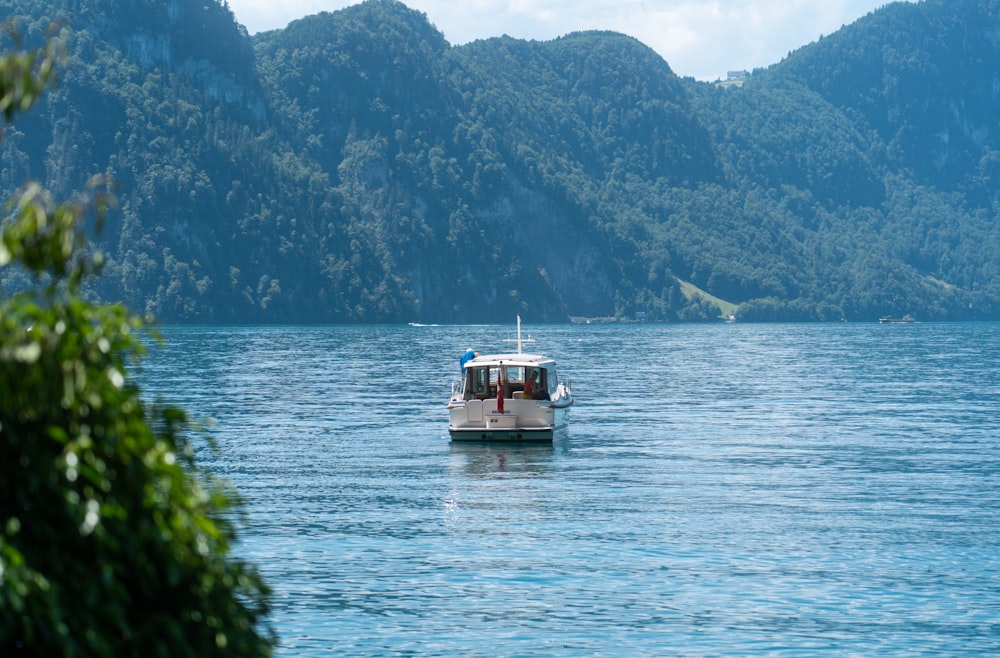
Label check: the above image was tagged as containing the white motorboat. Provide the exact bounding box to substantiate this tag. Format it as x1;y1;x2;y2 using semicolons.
448;317;572;441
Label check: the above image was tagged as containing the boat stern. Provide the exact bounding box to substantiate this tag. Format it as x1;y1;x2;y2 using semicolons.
447;398;564;442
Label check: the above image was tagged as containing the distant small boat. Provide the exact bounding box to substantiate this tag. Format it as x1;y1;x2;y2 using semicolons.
879;315;915;324
447;316;572;442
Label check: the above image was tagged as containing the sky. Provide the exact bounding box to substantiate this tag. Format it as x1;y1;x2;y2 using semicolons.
223;0;906;81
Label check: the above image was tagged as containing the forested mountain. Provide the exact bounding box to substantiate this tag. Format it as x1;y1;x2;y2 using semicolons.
2;0;999;322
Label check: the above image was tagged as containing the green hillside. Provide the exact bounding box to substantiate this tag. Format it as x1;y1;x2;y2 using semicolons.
1;0;998;322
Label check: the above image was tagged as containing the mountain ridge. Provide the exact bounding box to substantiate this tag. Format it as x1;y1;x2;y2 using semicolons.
1;0;998;322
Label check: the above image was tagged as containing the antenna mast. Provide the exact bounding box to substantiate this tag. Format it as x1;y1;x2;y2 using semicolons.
504;315;535;354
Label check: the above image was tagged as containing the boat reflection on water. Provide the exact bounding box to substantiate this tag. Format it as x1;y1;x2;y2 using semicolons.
447;434;567;477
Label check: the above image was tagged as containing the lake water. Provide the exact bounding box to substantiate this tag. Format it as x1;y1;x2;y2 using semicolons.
138;322;1000;656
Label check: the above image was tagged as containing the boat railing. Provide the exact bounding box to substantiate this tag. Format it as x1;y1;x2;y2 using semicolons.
554;380;572;401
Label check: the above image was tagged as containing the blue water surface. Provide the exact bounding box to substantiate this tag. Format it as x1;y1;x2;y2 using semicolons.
138;322;1000;656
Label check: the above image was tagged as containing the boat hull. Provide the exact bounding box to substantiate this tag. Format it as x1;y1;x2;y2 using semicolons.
448;426;563;442
447;399;570;442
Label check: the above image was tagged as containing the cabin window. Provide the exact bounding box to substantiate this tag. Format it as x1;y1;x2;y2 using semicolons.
468;366;503;399
466;365;550;399
526;367;547;398
470;367;489;397
504;366;525;383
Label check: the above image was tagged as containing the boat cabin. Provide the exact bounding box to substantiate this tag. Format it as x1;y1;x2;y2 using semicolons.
460;355;556;402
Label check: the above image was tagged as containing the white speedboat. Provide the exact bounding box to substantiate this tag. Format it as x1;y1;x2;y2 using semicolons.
448;317;572;441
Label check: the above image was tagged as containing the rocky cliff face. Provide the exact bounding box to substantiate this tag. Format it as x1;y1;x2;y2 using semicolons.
77;0;266;119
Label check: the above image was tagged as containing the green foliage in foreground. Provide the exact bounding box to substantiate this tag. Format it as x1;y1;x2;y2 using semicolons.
0;30;274;657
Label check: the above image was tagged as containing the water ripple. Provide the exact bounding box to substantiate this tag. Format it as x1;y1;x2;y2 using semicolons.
140;323;1000;656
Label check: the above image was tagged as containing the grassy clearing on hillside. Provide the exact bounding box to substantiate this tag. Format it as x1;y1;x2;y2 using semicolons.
677;279;738;318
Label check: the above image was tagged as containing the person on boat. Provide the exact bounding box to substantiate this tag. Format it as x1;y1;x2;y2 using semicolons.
524;369;545;399
460;348;478;374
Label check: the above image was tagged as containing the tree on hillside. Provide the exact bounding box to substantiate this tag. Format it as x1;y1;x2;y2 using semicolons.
0;26;274;656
